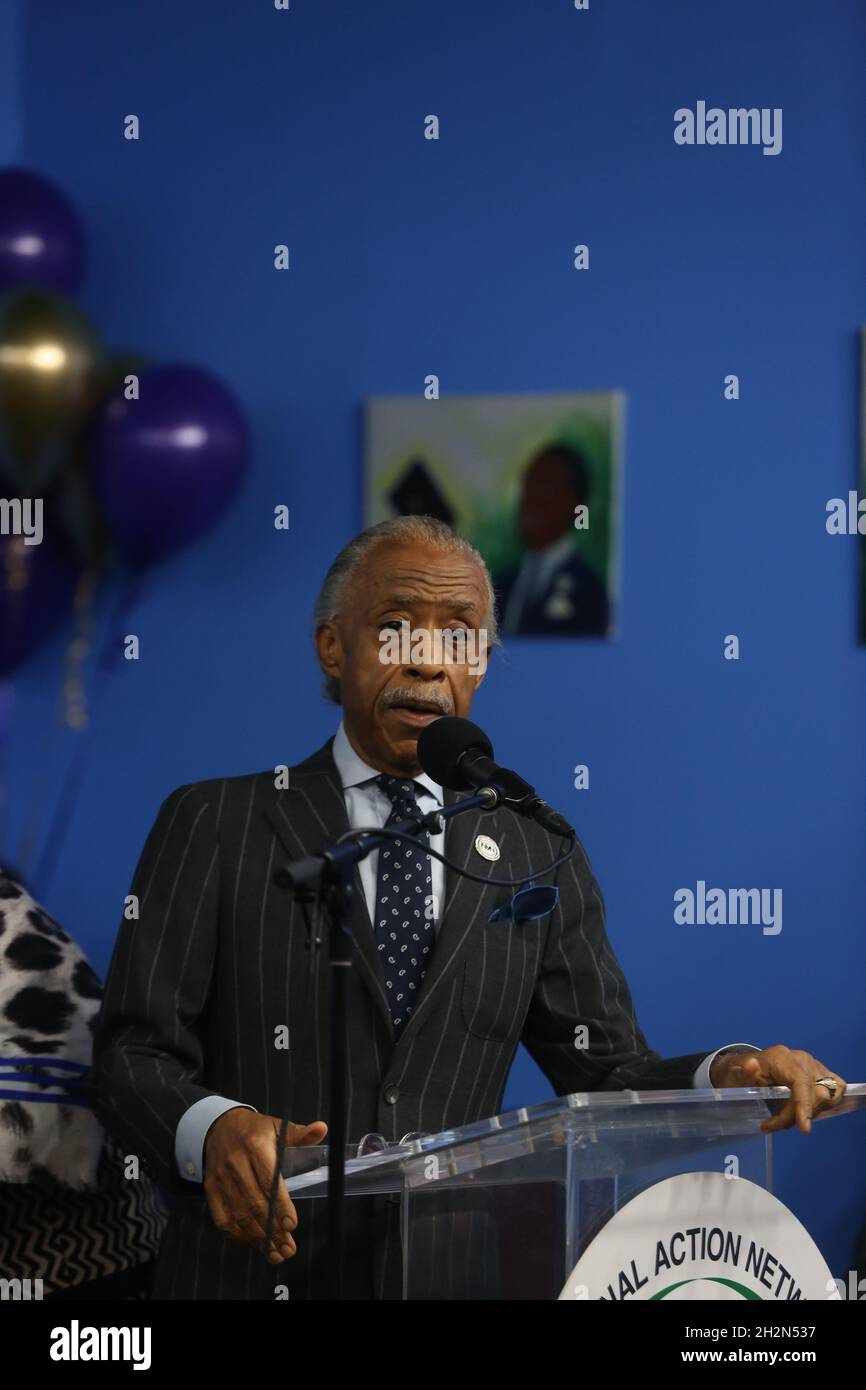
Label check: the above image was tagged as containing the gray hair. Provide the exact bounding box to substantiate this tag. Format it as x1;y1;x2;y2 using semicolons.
313;516;499;704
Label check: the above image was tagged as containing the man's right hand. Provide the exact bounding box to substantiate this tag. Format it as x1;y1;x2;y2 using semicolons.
203;1108;328;1264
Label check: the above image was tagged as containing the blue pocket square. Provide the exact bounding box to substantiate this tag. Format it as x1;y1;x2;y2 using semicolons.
488;881;559;924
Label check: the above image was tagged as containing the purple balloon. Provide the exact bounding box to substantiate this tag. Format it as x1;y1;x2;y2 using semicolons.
0;529;77;675
0;168;87;295
90;364;249;568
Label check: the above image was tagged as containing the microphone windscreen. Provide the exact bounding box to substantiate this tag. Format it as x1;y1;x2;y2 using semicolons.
417;716;494;789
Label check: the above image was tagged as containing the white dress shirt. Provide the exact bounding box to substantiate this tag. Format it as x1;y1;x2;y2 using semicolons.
332;720;446;929
174;722;758;1181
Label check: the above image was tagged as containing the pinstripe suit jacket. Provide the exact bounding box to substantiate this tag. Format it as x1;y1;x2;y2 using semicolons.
90;738;709;1300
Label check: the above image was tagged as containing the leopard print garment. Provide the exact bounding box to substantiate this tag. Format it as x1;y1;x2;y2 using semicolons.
0;870;104;1187
0;871;166;1295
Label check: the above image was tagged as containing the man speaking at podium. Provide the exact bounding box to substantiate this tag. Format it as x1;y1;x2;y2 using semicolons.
91;517;846;1299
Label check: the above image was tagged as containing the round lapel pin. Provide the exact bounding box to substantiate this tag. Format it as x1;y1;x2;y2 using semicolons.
475;834;500;862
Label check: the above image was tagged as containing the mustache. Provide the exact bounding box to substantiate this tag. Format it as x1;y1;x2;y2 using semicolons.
381;686;454;716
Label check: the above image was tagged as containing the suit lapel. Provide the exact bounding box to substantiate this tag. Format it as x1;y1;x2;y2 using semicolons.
263;743;508;1050
392;787;504;1048
263;740;394;1035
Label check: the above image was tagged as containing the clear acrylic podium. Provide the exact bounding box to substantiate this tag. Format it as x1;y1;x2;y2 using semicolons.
282;1084;865;1300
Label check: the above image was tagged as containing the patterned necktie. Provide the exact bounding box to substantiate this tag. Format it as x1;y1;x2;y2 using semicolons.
373;774;436;1038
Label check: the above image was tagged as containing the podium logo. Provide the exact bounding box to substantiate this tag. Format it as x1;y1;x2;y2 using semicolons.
674;102;783;157
674;881;782;936
657;1276;758;1300
560;1173;834;1301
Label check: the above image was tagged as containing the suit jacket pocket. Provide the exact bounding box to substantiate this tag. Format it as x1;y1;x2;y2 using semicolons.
460;921;544;1041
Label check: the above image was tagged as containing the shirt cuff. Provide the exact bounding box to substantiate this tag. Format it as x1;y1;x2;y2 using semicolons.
693;1043;761;1090
175;1095;257;1182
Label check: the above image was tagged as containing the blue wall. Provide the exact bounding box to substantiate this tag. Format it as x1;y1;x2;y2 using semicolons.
0;2;20;165
6;0;865;1279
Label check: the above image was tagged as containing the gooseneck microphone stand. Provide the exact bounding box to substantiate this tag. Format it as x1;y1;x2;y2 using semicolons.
274;788;497;1301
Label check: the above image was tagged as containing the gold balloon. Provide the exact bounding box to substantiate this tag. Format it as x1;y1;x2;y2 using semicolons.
0;288;105;492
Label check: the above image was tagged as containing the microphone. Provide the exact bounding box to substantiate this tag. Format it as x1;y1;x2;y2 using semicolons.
417;716;575;838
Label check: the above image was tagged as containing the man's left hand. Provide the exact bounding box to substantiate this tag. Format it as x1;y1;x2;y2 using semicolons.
709;1045;846;1133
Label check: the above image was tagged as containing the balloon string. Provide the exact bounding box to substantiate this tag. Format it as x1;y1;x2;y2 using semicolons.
29;569;142;896
10;561;96;886
13;564;100;884
63;568;100;731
